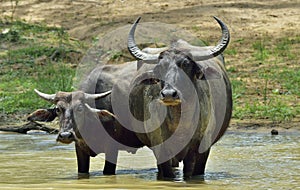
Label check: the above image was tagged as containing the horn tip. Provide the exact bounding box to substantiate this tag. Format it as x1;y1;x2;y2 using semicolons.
135;16;141;24
34;88;41;94
213;16;222;24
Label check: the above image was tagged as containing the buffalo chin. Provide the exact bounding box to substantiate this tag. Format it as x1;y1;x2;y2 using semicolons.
56;138;75;144
159;99;181;106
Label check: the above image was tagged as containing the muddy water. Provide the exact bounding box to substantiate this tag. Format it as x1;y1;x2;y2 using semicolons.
0;131;299;190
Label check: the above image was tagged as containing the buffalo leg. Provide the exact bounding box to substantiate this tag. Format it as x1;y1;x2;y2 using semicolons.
183;151;197;178
192;148;210;176
103;150;118;175
171;157;179;167
152;147;175;179
157;160;175;179
75;143;90;174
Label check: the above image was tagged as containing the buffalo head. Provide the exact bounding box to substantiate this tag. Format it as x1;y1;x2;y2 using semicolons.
128;17;229;106
28;89;113;144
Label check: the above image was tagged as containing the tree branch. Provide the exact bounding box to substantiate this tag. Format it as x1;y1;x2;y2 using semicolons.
0;121;58;134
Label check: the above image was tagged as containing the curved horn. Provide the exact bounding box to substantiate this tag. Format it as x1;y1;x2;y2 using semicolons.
127;17;160;61
84;90;111;100
193;16;230;61
34;89;56;103
142;47;169;54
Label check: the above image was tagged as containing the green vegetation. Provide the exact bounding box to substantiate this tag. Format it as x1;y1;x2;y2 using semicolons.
0;19;85;115
228;36;300;122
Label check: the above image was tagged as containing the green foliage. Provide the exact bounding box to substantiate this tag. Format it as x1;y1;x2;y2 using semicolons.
232;36;300;122
0;28;20;42
277;69;300;96
0;62;75;114
274;38;296;59
231;79;246;99
233;100;297;122
110;51;123;60
252;40;269;61
0;20;84;115
4;46;55;64
225;48;237;56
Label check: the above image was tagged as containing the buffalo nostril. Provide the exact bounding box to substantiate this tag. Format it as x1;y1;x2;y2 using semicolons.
161;89;179;100
59;132;72;139
172;91;177;98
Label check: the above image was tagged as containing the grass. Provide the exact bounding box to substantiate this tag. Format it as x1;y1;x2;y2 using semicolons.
229;35;300;122
0;19;84;116
0;62;75;113
0;19;299;124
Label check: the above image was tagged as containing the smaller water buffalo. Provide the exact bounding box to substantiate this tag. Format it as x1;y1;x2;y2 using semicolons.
28;89;144;176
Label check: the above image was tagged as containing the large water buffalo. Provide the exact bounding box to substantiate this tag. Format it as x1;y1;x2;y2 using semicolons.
27;61;145;176
127;17;232;178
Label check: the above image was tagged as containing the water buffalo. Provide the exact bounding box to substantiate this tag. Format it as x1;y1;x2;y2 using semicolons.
127;17;232;178
27;61;144;176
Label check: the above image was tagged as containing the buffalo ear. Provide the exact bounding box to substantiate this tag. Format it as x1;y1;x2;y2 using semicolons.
27;108;57;122
196;65;222;80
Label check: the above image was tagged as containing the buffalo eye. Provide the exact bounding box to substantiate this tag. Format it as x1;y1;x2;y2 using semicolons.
76;104;84;113
181;59;190;68
194;64;204;79
55;106;63;115
149;78;160;84
141;78;160;85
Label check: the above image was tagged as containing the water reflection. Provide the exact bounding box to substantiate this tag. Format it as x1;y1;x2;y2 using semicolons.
0;130;299;189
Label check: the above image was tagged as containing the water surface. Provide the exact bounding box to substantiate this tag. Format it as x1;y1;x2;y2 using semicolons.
0;131;299;189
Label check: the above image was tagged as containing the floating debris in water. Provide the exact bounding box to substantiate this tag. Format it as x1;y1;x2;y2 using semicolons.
271;129;279;135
